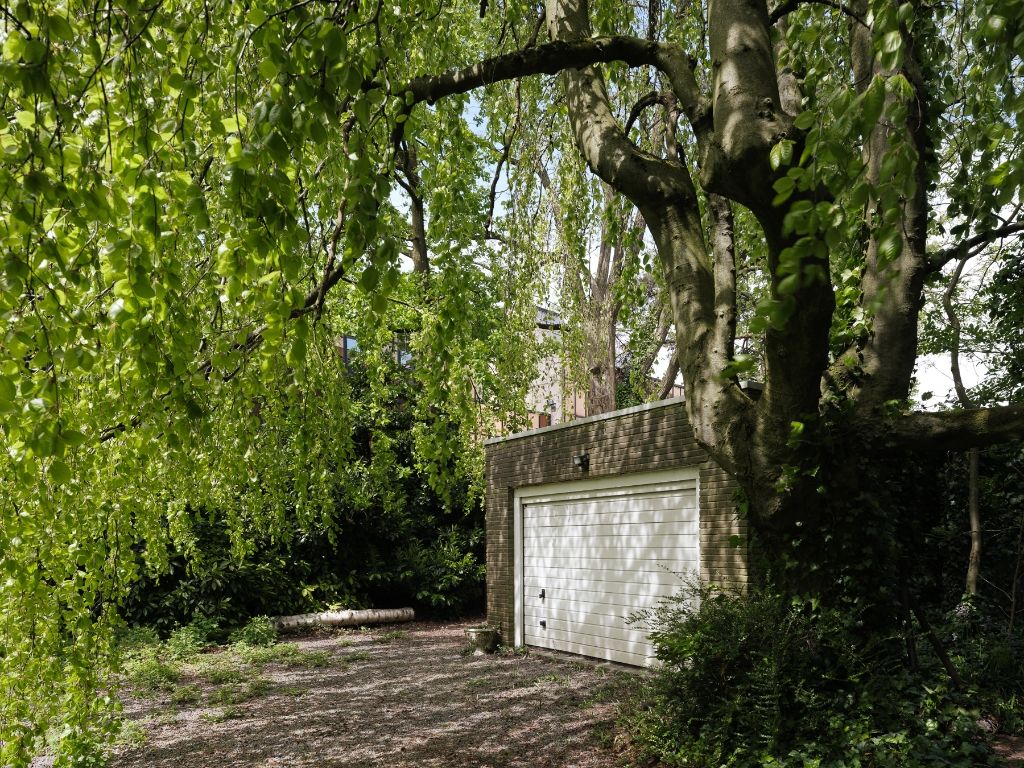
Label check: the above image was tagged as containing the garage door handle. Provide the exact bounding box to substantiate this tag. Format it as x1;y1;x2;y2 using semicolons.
539;620;546;629
538;589;545;600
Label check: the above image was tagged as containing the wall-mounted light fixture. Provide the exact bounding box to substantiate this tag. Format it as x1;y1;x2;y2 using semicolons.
739;379;764;400
572;452;589;471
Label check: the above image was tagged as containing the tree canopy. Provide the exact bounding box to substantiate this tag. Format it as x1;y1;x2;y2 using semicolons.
1;0;1023;763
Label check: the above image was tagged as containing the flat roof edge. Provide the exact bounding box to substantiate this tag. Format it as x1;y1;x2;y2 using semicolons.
484;395;687;446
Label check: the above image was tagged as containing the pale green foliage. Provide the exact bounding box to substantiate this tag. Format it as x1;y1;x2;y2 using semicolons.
228;616;277;648
0;0;531;763
1;0;1021;763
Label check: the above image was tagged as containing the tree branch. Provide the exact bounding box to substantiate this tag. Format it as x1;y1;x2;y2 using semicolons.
658;349;681;400
624;90;660;134
929;221;1024;271
402;35;703;125
768;0;867;26
396;144;430;274
887;404;1024;452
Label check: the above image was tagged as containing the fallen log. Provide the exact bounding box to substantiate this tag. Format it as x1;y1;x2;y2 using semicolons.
273;607;415;631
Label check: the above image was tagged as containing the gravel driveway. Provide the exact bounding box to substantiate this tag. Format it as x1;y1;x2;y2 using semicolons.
110;620;637;768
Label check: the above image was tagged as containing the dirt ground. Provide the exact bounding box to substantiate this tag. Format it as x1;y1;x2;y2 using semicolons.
109;620;635;768
995;735;1024;766
94;618;1024;768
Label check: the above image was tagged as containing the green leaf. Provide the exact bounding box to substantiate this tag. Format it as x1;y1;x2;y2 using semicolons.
259;59;278;79
880;30;903;54
876;227;903;264
49;460;72;485
772;176;795;206
0;376;15;404
770;140;794;171
984;15;1007;40
61;429;87;447
358;264;379;292
860;78;885;133
793;110;816;130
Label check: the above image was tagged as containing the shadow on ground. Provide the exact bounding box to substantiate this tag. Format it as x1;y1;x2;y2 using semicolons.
110;621;636;768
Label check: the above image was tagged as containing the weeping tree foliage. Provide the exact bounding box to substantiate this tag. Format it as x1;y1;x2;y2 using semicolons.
1;0;1024;763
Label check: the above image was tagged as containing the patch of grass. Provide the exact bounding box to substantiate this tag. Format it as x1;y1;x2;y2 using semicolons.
165;618;218;660
116;625;161;651
279;685;309;697
465;677;495;690
201;705;241;723
234;641;333;668
235;641;303;665
535;673;568;685
124;652;181;693
374;630;408;644
113;720;147;748
170;684;202;706
591;724;615;750
581;674;642;710
495;645;528;657
294;649;333;667
154;710;179;726
210;677;272;705
342;650;372;664
195;658;248;685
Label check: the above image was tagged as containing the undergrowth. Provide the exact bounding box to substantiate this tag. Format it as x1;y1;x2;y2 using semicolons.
626;584;1006;768
118;615;357;712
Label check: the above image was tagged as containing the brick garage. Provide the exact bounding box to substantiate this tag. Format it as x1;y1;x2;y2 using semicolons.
484;397;747;666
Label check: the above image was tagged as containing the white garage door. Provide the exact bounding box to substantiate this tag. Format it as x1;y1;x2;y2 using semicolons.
516;470;699;667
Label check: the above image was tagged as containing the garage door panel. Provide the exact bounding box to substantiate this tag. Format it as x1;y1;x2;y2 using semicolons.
523;563;695;585
523;575;687;603
525;499;695;526
523;481;696;506
524;623;645;648
525;544;698;563
524;521;699;541
523;635;652;667
523;603;655;632
524;593;675;618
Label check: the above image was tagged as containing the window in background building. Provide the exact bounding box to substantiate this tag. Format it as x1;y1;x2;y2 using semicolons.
393;330;413;368
341;335;359;366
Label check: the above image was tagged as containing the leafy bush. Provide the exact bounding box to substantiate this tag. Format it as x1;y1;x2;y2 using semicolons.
121;366;486;634
228;616;277;648
123;650;181;693
629;583;999;767
165;617;218;659
939;598;1024;734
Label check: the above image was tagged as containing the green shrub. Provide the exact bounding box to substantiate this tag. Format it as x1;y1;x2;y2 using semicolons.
170;684;202;706
629;583;999;768
165;617;218;659
939;598;1024;735
123;651;181;693
121;370;487;635
228;616;277;648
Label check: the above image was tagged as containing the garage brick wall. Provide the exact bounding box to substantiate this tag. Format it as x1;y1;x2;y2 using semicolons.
484;397;748;645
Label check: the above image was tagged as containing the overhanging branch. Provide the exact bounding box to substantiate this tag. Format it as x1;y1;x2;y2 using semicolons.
401;36;702;120
887;404;1024;452
928;221;1024;271
768;0;867;26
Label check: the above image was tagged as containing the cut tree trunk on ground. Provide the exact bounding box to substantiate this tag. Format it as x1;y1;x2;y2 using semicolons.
274;608;415;631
